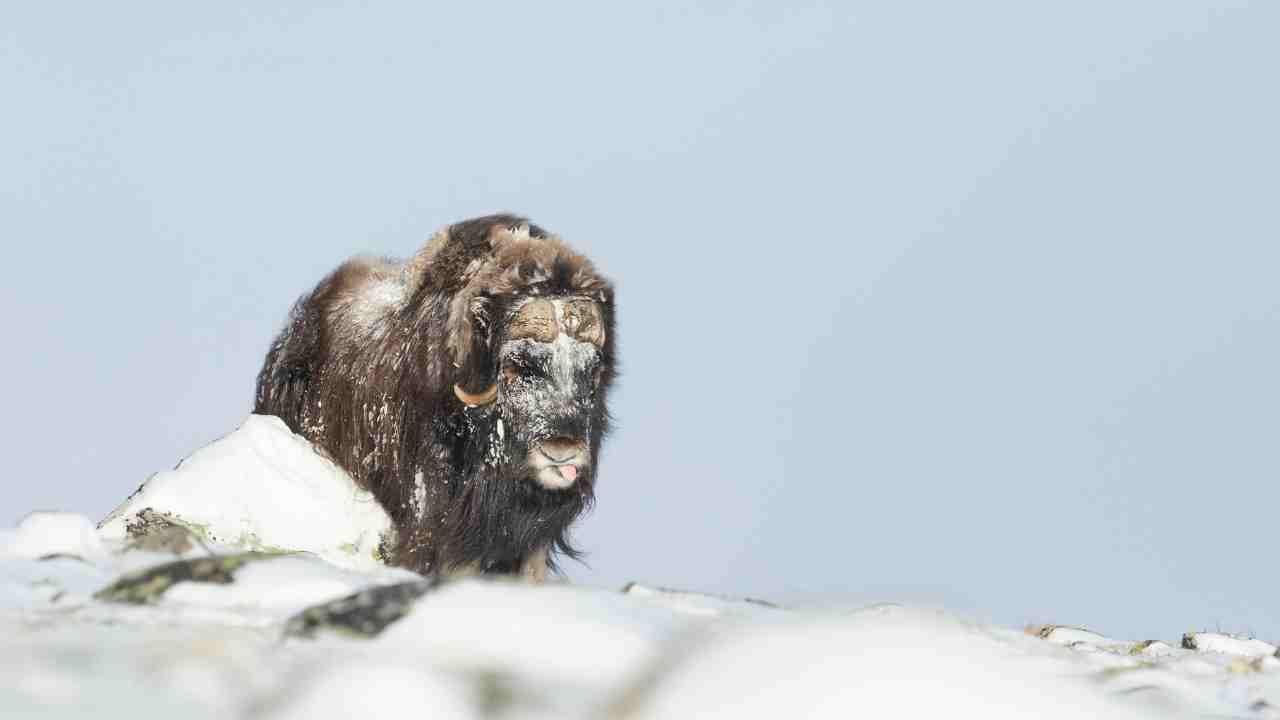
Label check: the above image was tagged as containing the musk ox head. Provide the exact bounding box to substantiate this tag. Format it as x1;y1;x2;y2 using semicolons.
254;214;616;580
457;295;607;492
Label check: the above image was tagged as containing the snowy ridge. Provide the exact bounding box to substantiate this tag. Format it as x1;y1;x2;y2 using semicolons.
3;419;1279;718
4;511;1280;718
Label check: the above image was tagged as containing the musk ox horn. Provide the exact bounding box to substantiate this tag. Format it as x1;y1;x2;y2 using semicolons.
506;298;558;343
564;299;605;347
453;383;498;407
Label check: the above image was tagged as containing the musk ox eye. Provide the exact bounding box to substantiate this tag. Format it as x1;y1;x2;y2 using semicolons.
503;354;546;382
502;362;539;384
502;365;520;384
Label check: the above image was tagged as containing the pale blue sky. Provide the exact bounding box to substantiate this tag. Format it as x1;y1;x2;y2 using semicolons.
3;1;1277;639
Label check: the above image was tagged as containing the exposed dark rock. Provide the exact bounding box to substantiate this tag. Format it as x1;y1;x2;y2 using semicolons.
94;552;283;604
284;577;442;639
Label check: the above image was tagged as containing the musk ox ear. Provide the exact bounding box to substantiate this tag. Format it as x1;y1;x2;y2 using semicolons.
450;294;504;406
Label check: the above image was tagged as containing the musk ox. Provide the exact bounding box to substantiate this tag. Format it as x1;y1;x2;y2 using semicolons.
253;214;616;580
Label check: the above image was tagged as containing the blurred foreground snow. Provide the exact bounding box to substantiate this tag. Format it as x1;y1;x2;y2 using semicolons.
2;417;1277;719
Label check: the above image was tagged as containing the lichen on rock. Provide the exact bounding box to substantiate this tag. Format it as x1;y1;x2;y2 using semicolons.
93;552;288;604
283;577;442;639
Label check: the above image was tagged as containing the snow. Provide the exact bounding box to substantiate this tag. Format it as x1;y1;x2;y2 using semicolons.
98;415;394;571
1183;632;1279;658
6;529;1280;719
637;608;1149;719
4;419;1280;718
346;274;405;332
1;511;106;561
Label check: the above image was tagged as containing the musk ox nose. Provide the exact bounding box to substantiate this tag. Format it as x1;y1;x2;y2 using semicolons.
538;437;584;463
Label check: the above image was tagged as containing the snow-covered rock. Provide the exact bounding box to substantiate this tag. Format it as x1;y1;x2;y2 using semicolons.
98;415;393;571
1182;631;1278;658
1;511;107;561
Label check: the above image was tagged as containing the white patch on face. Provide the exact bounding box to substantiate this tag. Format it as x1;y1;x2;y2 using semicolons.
539;298;601;397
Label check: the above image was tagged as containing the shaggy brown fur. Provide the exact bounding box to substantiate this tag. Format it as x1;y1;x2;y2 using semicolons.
254;214;617;577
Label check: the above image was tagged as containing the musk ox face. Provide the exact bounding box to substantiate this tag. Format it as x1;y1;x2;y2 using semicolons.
499;297;607;491
455;296;607;493
254;213;616;580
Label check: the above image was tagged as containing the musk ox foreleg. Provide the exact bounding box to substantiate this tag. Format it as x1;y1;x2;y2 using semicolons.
520;546;549;582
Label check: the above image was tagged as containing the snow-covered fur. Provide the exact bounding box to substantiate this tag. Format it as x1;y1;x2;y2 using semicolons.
254;214;616;578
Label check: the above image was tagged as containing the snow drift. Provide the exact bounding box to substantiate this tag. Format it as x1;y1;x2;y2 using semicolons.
98;415;393;570
2;417;1278;718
